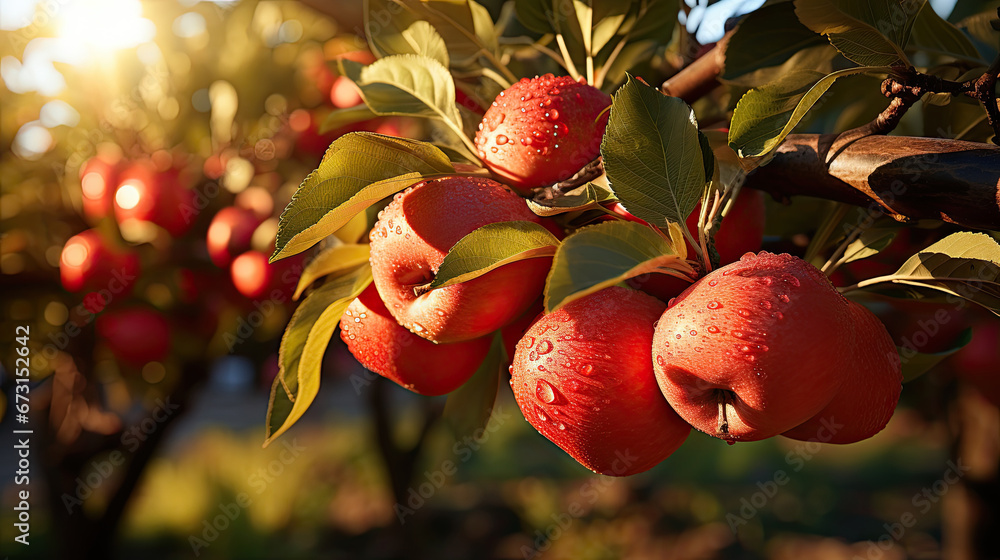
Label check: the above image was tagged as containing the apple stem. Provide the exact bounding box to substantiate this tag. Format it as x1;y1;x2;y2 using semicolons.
716;390;736;445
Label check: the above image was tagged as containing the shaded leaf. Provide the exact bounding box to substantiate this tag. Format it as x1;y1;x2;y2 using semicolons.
443;332;505;438
722;1;830;83
294;244;371;300
908;0;983;62
856;232;1000;316
431;221;559;289
602;75;708;228
273;132;453;261
899;328;973;383
544;220;694;312
840;228;899;265
527;181;615;216
729;65;880;164
320;105;377;134
266;265;373;446
794;0;915;67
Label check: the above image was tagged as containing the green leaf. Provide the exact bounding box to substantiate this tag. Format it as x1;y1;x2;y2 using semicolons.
908;0;983;63
293;243;371;300
722;1;830;84
619;0;678;43
431;221;559;289
366;0;497;69
369;19;450;67
526;181;615;216
319;105;377;135
265;265;373;446
840;228;899;265
342;55;462;127
514;0;552;33
272;132;453;262
601;75;708;228
728;65;881;163
544;220;694;312
443;332;505;438
794;0;915;67
899;328;973;383
856;232;1000;316
588;0;630;55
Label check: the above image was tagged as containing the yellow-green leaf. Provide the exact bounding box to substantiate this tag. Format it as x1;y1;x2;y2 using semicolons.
544;220;694;312
430;221;559;289
265;265;373;446
272;132;453;262
293;244;371;300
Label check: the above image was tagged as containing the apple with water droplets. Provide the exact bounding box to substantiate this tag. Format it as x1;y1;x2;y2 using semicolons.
510;286;691;475
652;252;857;442
368;176;553;343
340;284;492;395
474;74;611;195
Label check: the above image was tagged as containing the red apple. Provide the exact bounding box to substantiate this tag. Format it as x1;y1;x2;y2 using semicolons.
96;307;171;367
782;303;902;443
79;155;120;221
368;176;552;343
340;284;492;395
953;317;1000;406
207;207;264;268
653;252;855;442
114;161;196;236
60;229;140;295
230;250;302;300
330;75;363;108
511;286;690;475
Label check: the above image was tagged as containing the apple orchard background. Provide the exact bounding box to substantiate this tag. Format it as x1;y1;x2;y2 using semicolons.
0;1;998;559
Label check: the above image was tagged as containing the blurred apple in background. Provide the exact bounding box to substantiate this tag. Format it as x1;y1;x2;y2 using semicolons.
79;155;121;221
207;207;265;268
96;307;171;367
114;160;196;236
60;229;141;295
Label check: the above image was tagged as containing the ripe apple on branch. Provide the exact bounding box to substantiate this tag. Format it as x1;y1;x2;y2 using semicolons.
263;0;1000;487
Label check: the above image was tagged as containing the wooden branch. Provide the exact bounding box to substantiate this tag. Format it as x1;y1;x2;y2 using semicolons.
660;32;731;103
744;134;1000;230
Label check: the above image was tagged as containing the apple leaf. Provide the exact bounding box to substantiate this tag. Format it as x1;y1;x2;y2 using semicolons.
601;75;708;229
544;220;694;312
907;1;983;63
899;328;973;383
293;243;371;300
367;19;450;67
320;105;377;134
793;0;915;68
838;228;899;266
854;232;1000;316
430;221;559;289
443;332;505;439
618;0;678;43
340;56;468;145
272;132;453;262
365;0;497;67
513;0;551;34
266;265;373;447
722;1;830;84
728;65;881;165
526;181;615;216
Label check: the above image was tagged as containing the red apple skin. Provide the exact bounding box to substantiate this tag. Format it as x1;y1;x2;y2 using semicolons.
79;156;119;221
623;188;767;302
501;297;544;364
114;161;195;236
474;74;612;195
340;284;492;395
653;252;854;442
96;307;171;367
368;176;553;344
207;207;263;268
782;303;902;443
60;229;140;294
511;287;690;476
330;75;363;108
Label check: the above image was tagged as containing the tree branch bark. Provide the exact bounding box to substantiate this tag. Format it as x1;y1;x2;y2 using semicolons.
744;134;1000;230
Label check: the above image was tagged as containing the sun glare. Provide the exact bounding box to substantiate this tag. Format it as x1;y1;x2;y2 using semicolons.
58;0;156;54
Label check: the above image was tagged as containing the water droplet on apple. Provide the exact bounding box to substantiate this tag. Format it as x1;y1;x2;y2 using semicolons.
490;147;498;153
778;294;790;303
529;351;538;361
732;330;745;339
707;326;720;333
524;336;535;348
656;355;665;366
536;407;548;422
536;379;557;404
737;309;751;318
759;301;772;309
707;301;722;309
690;330;697;336
772;312;784;320
496;134;509;145
412;323;425;333
557;422;566;430
536;340;553;354
709;279;719;286
579;364;593;376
